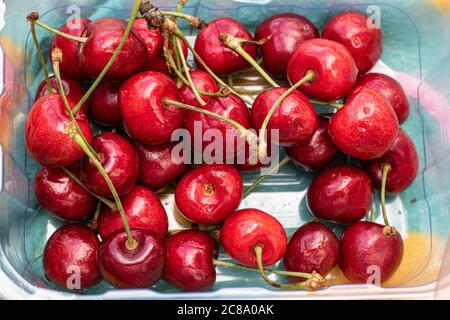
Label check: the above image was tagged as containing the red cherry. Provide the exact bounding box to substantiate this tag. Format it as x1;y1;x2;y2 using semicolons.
25;94;92;167
339;221;403;283
97;186;168;240
194;17;257;75
251;87;319;146
356;73;410;123
179;69;219;109
50;18;91;80
43;224;101;289
89;80;122;126
35;166;96;221
175;164;243;225
80;132;139;197
135;141;190;192
79;18;146;79
163;230;218;292
307;165;373;224
98;228;165;288
132;18;163;68
284;222;339;283
285;117;339;172
119;71;184;145
361;129;418;193
328;86;399;159
221;209;287;267
287;38;358;101
323;12;382;74
255;13;319;78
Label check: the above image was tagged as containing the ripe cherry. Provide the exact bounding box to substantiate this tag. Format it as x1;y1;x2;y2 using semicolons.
132;18;163;69
179;69;219;109
89;80;122;126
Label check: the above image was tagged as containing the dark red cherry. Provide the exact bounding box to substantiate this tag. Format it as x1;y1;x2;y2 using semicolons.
323;12;382;74
175;164;243;225
221;209;287;267
285;117;339;172
284;222;339;283
97;186;168;240
79;18;146;80
328;86;399;159
287;38;358;101
307;165;373;224
25;94;93;167
194;17;257;75
119;71;184;145
163;230;218;292
361;129;418;193
80;132;139;197
356;73;410;123
98;228;165;288
89;80;122;126
44;224;101;289
132;18;163;68
255;13;319;78
340;221;403;283
179;69;219;109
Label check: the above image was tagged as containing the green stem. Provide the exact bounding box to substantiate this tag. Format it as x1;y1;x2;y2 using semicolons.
309;99;343;110
381;163;392;227
227;74;234;87
33;20;87;43
30;22;53;94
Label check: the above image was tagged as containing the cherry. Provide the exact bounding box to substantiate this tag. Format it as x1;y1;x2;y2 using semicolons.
98;228;165;288
89;80;122;126
35;166;96;221
25;94;92;167
135;141;190;192
97;186;168;240
80;132;139;197
43;224;101;289
119;71;184;145
50;18;91;80
356;73;410;123
132;18;163;69
328;86;399;159
286;117;339;172
361;129;418;193
307;165;373;224
79;18;146;79
251;87;319;146
179;69;219;109
323;12;382;74
194;17;257;75
163;230;218;292
284;222;339;283
287;38;358;101
175;164;243;225
221;208;287;267
339;221;403;283
255;13;319;78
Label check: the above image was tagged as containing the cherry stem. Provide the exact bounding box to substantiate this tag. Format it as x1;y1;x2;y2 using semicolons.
30;18;88;43
89;201;102;230
29;21;53;94
243;155;291;198
175;0;188;12
309;99;343;110
381;163;392;227
171;35;182;75
161;11;208;29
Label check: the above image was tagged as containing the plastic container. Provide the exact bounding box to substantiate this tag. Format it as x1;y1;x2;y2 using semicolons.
0;0;449;299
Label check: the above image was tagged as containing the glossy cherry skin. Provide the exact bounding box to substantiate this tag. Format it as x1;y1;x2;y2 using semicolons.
356;73;410;123
361;129;418;194
194;17;257;75
323;12;382;74
340;222;403;283
80;132;139;197
25;94;93;167
135;141;190;192
284;222;339;283
98;228;165;288
35;166;96;222
132;18;163;68
43;224;101;289
179;69;219;109
119;71;184;145
89;80;122;126
175;164;243;225
221;209;288;267
255;13;319;78
163;230;218;292
307;165;373;224
285;117;339;172
80;18;146;80
329;86;399;159
287;38;358;101
51;18;91;80
251;87;319;146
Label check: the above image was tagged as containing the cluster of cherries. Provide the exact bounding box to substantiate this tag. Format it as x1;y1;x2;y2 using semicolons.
25;0;418;292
